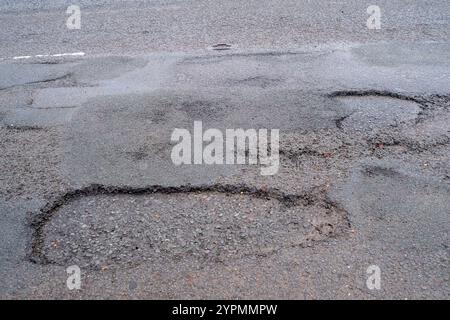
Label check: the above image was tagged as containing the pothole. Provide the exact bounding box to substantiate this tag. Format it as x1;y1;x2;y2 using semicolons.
30;185;347;270
339;163;450;251
331;93;423;133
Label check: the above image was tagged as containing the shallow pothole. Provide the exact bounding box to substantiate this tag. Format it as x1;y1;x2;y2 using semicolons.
33;186;347;270
333;95;422;133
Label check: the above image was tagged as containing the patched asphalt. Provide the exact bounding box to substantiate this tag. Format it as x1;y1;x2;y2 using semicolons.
0;1;449;299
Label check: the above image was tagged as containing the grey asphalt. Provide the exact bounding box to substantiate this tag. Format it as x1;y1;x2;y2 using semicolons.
0;0;449;57
0;0;449;299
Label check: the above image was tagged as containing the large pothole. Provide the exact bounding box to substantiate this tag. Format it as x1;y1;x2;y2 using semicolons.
31;185;347;270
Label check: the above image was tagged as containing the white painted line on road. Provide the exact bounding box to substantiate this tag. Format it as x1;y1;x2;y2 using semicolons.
13;56;32;60
7;52;86;61
51;52;85;57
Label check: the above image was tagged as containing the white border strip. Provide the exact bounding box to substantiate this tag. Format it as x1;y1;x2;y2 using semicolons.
10;52;85;60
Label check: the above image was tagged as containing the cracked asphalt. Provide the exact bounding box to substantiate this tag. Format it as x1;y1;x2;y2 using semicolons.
0;0;449;299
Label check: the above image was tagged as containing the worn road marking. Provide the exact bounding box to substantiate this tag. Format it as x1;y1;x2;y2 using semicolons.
8;52;86;60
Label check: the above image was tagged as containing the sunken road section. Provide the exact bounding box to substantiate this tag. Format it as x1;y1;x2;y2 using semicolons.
29;184;349;270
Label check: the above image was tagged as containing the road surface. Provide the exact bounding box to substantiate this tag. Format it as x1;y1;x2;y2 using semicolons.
0;0;449;299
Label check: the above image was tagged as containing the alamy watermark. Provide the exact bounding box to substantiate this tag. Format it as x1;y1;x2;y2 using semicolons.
367;5;381;30
366;265;381;290
66;5;81;30
170;121;279;175
66;265;81;290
